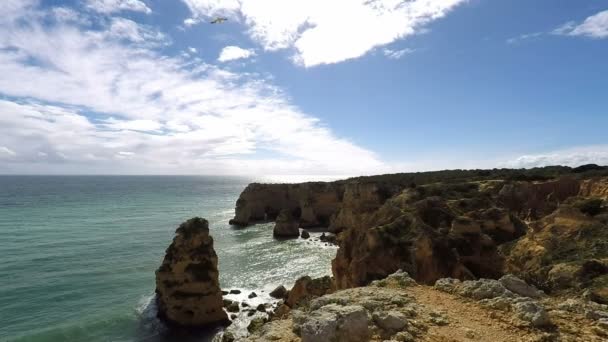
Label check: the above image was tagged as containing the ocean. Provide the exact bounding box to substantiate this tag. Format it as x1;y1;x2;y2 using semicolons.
0;176;338;342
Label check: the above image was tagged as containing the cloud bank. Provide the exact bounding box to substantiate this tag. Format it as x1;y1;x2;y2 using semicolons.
181;0;466;67
0;0;385;175
554;10;608;39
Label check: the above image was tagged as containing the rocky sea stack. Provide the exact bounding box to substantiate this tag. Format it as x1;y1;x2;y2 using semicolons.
155;217;229;327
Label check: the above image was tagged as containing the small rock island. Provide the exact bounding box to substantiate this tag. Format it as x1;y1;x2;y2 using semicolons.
155;217;229;327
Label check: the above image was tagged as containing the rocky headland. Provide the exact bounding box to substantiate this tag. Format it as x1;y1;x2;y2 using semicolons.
156;165;608;341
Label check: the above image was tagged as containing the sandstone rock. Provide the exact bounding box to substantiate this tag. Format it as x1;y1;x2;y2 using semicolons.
272;303;291;320
373;310;408;332
503;205;608;295
229;182;344;228
451;216;481;235
386;269;418;287
513;301;551;327
300;230;310;239
293;304;370;342
155;217;229;327
393;331;415;342
434;278;461;293
247;317;267;333
270;285;288;299
286;275;332;308
499;274;544;299
273;209;300;238
456;279;513;300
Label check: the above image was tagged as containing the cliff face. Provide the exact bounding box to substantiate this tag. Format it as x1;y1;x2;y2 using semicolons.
155;217;229;327
332;180;526;288
229;167;608;297
229;182;344;228
332;176;608;290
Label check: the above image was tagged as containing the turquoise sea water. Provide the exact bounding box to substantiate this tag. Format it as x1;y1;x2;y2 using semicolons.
0;176;337;342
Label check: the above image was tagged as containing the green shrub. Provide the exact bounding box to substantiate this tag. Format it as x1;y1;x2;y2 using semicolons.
576;198;604;216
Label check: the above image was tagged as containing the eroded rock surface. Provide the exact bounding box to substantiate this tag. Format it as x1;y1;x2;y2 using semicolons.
434;276;551;327
155;217;229;327
229;182;344;227
230;168;608;295
273;209;300;238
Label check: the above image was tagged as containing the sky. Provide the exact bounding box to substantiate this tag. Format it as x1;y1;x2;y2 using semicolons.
0;0;607;175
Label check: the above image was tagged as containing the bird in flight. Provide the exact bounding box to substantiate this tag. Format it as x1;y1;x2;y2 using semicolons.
210;17;228;24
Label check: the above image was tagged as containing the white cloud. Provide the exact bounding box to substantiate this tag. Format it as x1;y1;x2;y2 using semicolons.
183;18;198;26
553;10;608;39
501;145;608;169
181;0;466;67
383;47;414;59
506;32;543;44
218;46;256;62
101;118;163;132
0;3;386;175
107;17;166;44
86;0;151;14
0;146;17;157
188;47;198;54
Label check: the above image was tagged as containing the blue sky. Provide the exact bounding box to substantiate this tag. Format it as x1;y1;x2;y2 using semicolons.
0;0;607;175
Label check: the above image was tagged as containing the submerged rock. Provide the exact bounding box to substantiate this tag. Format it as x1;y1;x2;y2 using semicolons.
301;230;310;239
155;217;229;327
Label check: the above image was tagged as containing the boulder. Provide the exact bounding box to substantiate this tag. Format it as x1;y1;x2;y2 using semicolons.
227;302;239;313
513;301;551;327
155;217;229;327
269;285;288;299
373;310;408;333
499;274;544;299
301;230;311;239
286;276;332;308
456;279;513;300
273;209;300;238
293;304;370;342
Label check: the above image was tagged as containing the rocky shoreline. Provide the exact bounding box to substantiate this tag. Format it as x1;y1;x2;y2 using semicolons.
154;165;608;341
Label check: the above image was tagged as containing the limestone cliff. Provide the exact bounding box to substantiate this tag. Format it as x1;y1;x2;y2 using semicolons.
155;217;229;327
229;167;608;296
229;182;344;227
